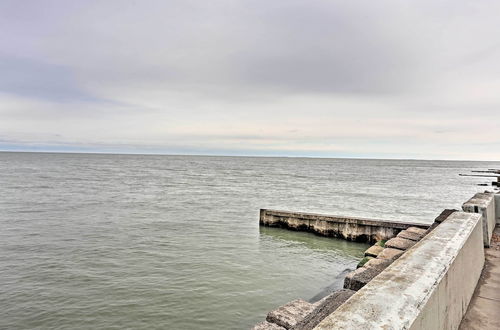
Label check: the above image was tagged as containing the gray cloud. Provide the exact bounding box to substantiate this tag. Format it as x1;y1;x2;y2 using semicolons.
0;0;499;160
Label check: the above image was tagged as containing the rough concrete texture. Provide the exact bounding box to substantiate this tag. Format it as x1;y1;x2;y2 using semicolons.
292;290;355;330
363;257;393;270
459;225;500;330
495;194;500;224
463;192;496;247
377;247;404;260
397;230;423;241
406;226;427;235
253;321;286;330
266;299;316;329
260;209;428;243
385;237;416;250
313;212;484;330
364;245;384;257
343;266;382;291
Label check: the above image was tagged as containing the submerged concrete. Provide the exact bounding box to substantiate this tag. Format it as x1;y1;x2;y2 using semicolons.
260;209;428;243
314;211;484;330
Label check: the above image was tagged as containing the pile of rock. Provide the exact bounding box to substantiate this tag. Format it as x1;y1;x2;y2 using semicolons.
253;290;356;330
344;226;427;291
253;210;458;330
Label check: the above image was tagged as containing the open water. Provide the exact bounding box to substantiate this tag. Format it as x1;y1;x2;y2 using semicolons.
0;152;498;329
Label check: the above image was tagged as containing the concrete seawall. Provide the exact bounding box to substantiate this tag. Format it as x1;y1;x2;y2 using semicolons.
314;211;484;329
260;209;428;243
463;192;496;247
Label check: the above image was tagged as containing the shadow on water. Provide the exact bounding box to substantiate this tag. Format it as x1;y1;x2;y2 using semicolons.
259;226;368;302
259;226;368;254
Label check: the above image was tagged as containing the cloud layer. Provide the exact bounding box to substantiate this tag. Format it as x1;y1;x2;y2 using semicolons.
1;0;499;160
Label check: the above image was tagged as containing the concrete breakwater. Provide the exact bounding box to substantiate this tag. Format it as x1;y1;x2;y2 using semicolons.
255;191;499;330
260;209;428;244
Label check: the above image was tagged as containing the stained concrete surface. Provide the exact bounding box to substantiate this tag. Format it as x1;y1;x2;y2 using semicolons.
459;225;500;330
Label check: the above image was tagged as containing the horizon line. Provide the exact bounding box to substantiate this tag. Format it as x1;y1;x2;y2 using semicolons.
1;149;498;163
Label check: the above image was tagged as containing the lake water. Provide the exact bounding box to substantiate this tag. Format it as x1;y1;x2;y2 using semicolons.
0;152;498;329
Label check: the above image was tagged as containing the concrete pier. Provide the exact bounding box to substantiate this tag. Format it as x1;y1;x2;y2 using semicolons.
254;192;500;329
315;211;484;329
260;209;428;243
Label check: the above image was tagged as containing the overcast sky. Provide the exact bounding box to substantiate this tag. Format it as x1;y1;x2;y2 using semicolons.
1;0;499;160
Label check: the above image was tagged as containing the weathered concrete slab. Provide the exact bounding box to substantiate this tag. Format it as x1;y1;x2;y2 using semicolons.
292;290;355;330
364;245;384;257
459;226;500;330
343;266;382;291
260;209;428;243
406;226;427;235
434;209;458;223
314;212;484;330
397;230;423;241
376;247;404;260
463;192;496;247
253;321;286;330
266;299;315;329
363;257;393;270
385;237;416;250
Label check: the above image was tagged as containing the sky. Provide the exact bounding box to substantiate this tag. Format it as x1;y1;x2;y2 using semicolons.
1;0;499;160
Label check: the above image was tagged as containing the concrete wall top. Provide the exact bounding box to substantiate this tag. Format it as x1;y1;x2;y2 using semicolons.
314;211;483;330
260;209;428;229
462;192;494;209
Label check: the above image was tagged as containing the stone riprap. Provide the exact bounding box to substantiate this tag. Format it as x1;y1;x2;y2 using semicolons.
260;209;428;243
385;237;416;250
363;257;393;270
265;299;316;329
253;322;286;330
314;212;484;330
364;245;384;257
291;290;355;330
397;230;423;241
463;192;496;247
343;266;382;291
376;247;404;260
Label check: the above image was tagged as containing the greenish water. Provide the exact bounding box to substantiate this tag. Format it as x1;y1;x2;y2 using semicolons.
1;152;498;329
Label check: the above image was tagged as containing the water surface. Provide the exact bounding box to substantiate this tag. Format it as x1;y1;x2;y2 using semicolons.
0;153;498;329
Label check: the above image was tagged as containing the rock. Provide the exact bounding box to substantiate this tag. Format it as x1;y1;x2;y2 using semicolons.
343;266;382;291
385;237;416;250
363;257;393;270
266;299;316;329
364;245;384;257
377;248;404;260
253;321;286;330
434;209;458;223
397;230;423;241
357;256;373;268
291;290;356;330
406;227;427;235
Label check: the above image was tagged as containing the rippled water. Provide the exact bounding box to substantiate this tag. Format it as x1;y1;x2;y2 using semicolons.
0;152;498;329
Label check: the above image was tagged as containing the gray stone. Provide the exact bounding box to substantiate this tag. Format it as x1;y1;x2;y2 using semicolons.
343;267;382;291
363;257;393;270
291;290;356;330
364;245;384;257
253;321;286;330
434;209;458;223
397;230;423;241
266;299;315;329
406;226;427;235
385;237;416;250
377;248;404;260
